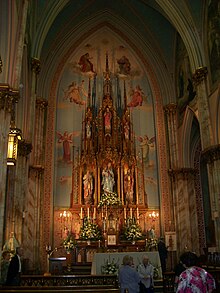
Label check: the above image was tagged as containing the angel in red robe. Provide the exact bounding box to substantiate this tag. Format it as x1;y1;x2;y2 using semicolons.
57;131;79;163
128;85;144;107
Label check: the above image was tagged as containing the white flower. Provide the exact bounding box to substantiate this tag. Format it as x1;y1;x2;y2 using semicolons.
79;217;102;240
123;217;143;241
63;234;76;251
98;191;122;207
101;258;119;275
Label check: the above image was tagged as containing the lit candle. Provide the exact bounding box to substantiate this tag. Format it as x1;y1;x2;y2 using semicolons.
93;207;96;219
124;207;126;219
130;207;132;218
80;207;83;219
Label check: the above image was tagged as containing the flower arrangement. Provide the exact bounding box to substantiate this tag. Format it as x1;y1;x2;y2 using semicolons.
101;258;119;275
62;233;76;252
98;191;122;207
146;237;158;250
79;217;102;241
121;217;143;241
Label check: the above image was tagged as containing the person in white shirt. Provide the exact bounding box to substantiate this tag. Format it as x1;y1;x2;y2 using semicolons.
138;255;154;293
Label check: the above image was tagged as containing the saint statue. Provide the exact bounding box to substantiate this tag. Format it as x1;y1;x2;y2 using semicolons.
102;162;115;192
124;168;134;204
83;170;93;204
104;107;112;134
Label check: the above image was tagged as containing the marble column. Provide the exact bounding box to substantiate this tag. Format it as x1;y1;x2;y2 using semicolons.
192;67;214;149
201;145;220;251
0;84;19;253
169;168;200;255
28;58;41;149
164;103;179;168
26;97;47;271
164;103;178;236
193;67;220;250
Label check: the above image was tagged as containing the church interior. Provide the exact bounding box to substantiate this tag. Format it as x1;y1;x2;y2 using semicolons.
0;0;220;291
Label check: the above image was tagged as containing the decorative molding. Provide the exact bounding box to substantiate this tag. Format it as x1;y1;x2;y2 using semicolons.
192;67;208;86
201;144;220;163
164;103;177;115
0;84;19;112
168;167;196;179
0;55;2;73
18;140;32;157
31;57;41;75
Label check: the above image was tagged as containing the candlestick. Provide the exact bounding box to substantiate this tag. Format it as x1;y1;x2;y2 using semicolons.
137;207;139;219
87;207;90;218
80;207;83;219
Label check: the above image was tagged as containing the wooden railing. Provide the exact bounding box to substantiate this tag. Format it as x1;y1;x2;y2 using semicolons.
0;274;119;293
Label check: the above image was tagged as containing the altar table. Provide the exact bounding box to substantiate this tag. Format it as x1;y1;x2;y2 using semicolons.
91;251;162;278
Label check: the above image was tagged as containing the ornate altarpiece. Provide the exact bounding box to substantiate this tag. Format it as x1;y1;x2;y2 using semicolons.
54;55;160;248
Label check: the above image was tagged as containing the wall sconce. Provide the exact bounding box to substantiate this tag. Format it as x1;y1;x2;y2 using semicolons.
149;211;159;221
7;127;22;166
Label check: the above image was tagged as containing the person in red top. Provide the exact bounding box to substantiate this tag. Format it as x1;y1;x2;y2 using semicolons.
176;251;216;293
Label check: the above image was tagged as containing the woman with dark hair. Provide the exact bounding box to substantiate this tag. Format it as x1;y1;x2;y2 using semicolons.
176;251;216;293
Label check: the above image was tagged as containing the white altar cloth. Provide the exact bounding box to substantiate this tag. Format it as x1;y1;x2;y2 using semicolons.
91;251;162;278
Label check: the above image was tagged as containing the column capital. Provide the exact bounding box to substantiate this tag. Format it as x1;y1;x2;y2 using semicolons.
0;84;19;112
201;144;220;163
164;103;177;115
36;98;48;110
192;67;208;85
31;57;41;75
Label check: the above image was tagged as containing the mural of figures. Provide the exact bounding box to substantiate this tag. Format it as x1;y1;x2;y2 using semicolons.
104;107;112;134
57;131;79;163
102;162;115;192
83;171;93;205
117;55;131;75
78;53;95;73
124;168;134;204
128;85;144;107
63;80;87;105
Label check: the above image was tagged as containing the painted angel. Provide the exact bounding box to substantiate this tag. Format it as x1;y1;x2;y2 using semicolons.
63;80;87;105
78;53;94;73
128;85;144;107
57;131;80;163
137;135;155;164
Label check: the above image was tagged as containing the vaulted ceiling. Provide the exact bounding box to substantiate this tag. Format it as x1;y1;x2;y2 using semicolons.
30;0;205;105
